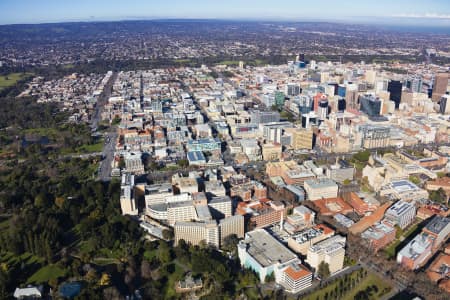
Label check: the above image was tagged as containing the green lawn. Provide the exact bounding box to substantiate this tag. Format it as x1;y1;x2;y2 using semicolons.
174;59;191;63
0;73;31;91
76;141;104;153
219;60;240;66
343;273;391;300
301;270;391;300
27;264;67;283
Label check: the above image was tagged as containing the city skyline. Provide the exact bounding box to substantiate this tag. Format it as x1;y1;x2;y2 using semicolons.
1;0;450;26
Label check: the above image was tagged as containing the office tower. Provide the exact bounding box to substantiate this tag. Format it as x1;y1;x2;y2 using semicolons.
297;95;313;114
345;89;358;110
432;73;449;102
275;91;286;107
405;75;423;93
299;53;305;62
318;99;328;120
440;95;450;114
359;94;382;117
286;83;301;96
387;80;402;109
337;85;346;97
337;98;346;112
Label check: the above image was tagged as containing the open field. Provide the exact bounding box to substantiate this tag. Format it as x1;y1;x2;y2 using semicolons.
27;264;67;283
0;73;31;91
300;270;391;300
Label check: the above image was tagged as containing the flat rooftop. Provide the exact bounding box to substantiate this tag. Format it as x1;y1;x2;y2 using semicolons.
240;229;297;268
425;215;450;235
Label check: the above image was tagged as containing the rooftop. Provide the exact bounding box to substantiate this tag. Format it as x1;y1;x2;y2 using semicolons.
424;215;450;235
240;229;297;268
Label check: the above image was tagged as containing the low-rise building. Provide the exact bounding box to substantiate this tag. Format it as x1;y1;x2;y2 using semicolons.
397;232;433;270
384;200;416;229
304;178;339;201
361;222;396;253
238;229;297;282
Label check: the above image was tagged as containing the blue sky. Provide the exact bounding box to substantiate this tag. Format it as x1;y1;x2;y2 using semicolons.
0;0;449;25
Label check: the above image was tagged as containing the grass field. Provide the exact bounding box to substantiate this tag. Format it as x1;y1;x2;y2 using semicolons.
300;270;391;300
0;73;31;91
76;141;104;153
343;273;391;300
27;264;67;283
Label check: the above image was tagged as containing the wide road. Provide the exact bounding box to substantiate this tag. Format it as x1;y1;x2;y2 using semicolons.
98;130;117;181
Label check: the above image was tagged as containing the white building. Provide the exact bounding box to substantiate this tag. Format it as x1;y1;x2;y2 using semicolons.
384;200;416;229
306;235;346;274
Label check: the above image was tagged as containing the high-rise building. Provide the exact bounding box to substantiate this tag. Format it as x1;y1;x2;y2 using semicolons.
285;83;301;96
318;99;329;120
440;95;450;114
387;80;402;109
337;98;346;112
275;91;286;107
345;86;359;110
405;75;423;93
359;94;382;117
432;73;449;102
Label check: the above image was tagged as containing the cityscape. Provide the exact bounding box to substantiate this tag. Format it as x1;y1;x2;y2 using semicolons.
0;1;450;300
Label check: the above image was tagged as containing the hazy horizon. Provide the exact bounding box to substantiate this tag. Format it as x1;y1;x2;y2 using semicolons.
1;0;449;28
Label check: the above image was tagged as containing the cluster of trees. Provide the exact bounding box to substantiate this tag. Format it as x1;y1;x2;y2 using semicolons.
354;284;380;300
318;269;369;300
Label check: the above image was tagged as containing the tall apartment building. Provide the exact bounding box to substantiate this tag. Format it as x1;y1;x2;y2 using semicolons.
306;235;346;274
384;200;416;229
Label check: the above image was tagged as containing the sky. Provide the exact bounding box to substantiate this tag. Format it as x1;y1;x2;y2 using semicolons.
0;0;450;25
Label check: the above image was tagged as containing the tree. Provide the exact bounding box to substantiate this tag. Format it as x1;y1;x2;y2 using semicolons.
162;229;174;240
177;159;189;168
141;260;152;280
222;234;239;253
353;150;371;162
408;175;420;185
317;261;330;279
265;272;275;283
